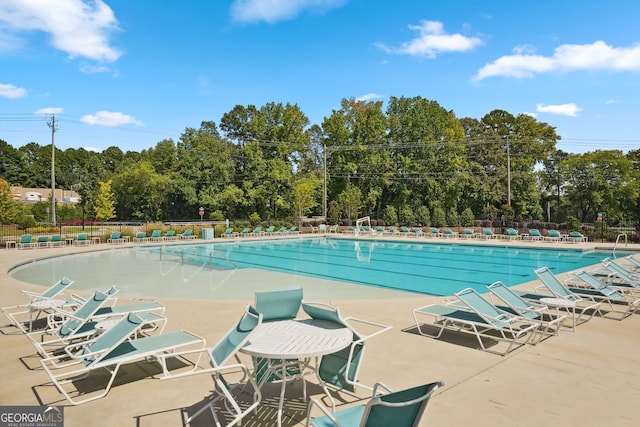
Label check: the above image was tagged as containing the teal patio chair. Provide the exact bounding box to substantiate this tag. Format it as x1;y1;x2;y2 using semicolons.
238;228;251;237
301;302;391;394
400;226;415;236
287;226;300;234
443;228;458;238
276;226;288;234
35;235;50;247
265;225;276;235
462;228;476;239
306;381;443;427
544;230;561;242
48;235;65;247
74;233;91;245
505;228;520;240
17;234;35;249
429;227;441;238
161;307;263;426
251;288;305;392
527;229;543;240
178;229;196;239
133;231;149;242
107;231;123;244
149;230;163;241
383;226;396;235
481;228;496;239
221;227;236;238
40;313;205;405
567;231;587;242
163;230;177;240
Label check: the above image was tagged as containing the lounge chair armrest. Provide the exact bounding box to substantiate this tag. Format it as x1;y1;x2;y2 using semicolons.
306;398;342;427
371;381;393;397
343;316;392;341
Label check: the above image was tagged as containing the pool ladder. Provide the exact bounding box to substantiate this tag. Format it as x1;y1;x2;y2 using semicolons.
612;233;628;258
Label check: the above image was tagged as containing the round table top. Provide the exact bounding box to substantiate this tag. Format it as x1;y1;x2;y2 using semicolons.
240;318;353;359
95;317;122;332
540;297;576;308
29;299;66;310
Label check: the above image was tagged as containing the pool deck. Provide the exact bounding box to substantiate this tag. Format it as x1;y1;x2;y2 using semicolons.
1;235;640;426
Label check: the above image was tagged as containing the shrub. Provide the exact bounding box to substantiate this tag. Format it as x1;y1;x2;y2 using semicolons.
382;205;398;225
431;206;446;227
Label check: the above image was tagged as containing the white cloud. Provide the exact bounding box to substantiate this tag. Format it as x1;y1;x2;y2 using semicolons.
0;83;26;98
522;111;537;118
0;0;121;62
376;21;483;58
230;0;347;24
356;93;383;102
34;107;64;115
79;63;111;74
605;98;618;105
536;103;582;117
475;40;640;80
80;111;143;127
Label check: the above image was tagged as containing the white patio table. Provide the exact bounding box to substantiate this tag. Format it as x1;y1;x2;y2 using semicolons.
240;318;353;427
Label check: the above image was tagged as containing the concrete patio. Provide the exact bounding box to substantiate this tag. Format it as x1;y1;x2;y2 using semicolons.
1;236;639;426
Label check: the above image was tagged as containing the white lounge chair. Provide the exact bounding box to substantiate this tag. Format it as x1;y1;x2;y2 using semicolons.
1;277;77;332
487;281;567;335
565;270;640;320
413;288;539;356
532;267;602;327
40;313;205;405
28;289;167;358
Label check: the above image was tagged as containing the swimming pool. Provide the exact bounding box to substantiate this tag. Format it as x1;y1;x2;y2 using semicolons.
8;237;619;300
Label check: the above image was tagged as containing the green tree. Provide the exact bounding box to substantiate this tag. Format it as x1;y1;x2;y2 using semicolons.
111;162;172;220
93;179;116;221
220;103;310;219
292;177;320;224
387;96;467;213
322;98;390;219
0;178;22;223
560;150;639;222
337;184;362;224
460;207;475;226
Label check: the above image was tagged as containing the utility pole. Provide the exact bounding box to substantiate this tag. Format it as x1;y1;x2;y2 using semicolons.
506;134;511;207
323;144;327;219
48;115;57;225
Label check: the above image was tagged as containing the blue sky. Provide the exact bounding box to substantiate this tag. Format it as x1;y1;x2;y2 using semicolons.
1;0;639;154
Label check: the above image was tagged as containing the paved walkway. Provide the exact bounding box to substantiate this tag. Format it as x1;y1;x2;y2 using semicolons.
1;236;639;426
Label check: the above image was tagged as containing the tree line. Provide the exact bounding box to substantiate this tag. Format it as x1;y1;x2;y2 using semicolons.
1;96;639;231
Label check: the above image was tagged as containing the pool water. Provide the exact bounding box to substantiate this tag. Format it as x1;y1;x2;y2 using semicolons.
157;238;614;295
9;237;618;299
